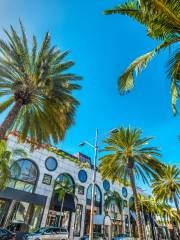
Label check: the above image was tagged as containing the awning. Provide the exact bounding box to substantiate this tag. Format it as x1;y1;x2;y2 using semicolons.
52;193;76;212
93;215;104;225
93;215;112;226
0;187;47;206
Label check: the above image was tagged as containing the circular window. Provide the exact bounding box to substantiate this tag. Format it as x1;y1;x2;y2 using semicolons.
78;170;87;183
122;187;128;198
45;157;58;171
103;180;110;191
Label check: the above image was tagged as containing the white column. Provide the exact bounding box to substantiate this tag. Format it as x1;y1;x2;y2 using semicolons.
41;196;52;227
69;212;76;240
80;205;86;237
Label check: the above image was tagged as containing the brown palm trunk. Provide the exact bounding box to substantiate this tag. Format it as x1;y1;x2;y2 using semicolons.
128;167;144;240
172;194;180;239
0;99;22;139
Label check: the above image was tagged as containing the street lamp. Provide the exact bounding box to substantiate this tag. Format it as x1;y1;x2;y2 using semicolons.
79;128;118;240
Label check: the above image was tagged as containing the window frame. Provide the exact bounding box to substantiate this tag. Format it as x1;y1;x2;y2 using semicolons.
45;157;58;172
9;159;39;193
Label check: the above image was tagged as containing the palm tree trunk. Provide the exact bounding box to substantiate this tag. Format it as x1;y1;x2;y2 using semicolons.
128;168;144;240
172;192;180;236
0;99;23;139
113;204;116;236
58;195;65;228
172;192;180;216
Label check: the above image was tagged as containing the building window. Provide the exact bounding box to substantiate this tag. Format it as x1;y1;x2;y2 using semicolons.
103;180;110;191
122;187;128;198
9;159;38;193
78;185;85;195
123;200;128;208
78;170;87;183
74;204;83;237
124;215;130;234
45;157;58;171
87;184;101;203
9;201;43;231
55;173;74;190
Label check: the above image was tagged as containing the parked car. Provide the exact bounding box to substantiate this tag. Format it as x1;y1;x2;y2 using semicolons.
23;227;69;240
0;227;16;240
112;233;130;240
7;222;29;240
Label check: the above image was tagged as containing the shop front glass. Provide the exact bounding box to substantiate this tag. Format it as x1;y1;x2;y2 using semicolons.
0;199;11;226
8;201;44;231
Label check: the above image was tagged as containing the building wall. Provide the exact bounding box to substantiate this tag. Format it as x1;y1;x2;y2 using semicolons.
7;135;133;239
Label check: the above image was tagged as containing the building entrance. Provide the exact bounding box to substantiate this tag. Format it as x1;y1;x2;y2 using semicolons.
0;199;44;231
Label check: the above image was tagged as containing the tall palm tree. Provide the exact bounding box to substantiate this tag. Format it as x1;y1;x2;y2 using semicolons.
99;126;162;240
0;21;81;144
104;190;122;236
137;194;180;238
0;140;26;189
55;174;76;227
104;1;180;114
152;164;180;216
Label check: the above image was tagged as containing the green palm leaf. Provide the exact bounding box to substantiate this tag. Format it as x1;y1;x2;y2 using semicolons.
0;21;81;144
104;0;180;113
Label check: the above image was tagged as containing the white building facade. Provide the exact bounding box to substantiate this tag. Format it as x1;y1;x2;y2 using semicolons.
0;134;133;239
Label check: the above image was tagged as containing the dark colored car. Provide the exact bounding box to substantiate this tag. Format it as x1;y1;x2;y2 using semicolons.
0;228;16;240
7;223;29;240
112;233;130;240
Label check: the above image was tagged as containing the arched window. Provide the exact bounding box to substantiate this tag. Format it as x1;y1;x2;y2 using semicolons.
86;184;102;203
47;173;75;228
85;184;102;234
55;173;75;191
9;159;38;193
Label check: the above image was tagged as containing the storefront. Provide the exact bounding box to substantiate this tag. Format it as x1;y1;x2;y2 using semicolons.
0;159;46;231
0;135;133;239
46;173;76;230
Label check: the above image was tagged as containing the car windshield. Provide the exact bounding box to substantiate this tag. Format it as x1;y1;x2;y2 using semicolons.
33;227;47;234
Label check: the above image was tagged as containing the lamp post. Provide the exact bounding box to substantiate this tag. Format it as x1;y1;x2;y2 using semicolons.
89;128;98;240
79;128;98;240
79;128;119;240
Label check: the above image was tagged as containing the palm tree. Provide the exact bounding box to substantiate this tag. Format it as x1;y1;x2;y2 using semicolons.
99;126;162;240
152;164;180;216
0;21;81;144
104;190;122;236
55;174;76;227
104;1;180;114
0;140;26;189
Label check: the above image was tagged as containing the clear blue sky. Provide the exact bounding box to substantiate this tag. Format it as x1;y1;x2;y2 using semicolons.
0;0;179;181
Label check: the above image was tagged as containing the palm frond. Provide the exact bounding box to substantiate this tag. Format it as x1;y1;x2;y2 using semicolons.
167;48;180;115
119;50;155;93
